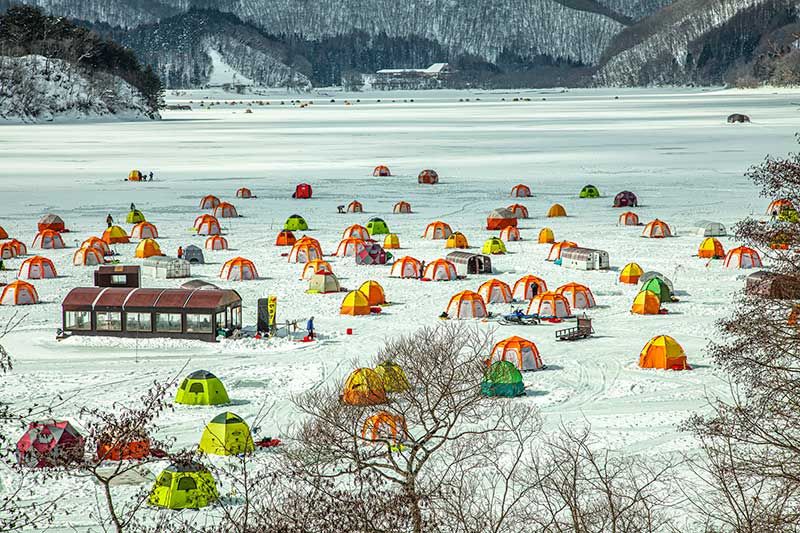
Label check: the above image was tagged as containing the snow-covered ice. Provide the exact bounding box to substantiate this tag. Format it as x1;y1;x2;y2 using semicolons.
1;87;798;527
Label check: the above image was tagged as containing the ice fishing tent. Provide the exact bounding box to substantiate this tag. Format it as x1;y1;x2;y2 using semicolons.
356;243;388;265
478;279;512;303
383;233;400;249
73;246;104;266
393;201;412;214
213;202;239;219
390;256;422;278
510;184;532;198
361;412;407;445
538;228;555;244
639;335;690;370
308;270;342;293
560;247;609;270
642;277;672;302
555;282;596;309
293;183;312;199
446;251;492;276
481;237;507;255
423;221;453;240
724;246;762;269
38;213;66;232
507;204;529;219
288;237;323;263
342;368;387;406
642;219;672;238
631;290;661;315
613;190;638;207
0;225;7;239
235;187;253;199
347;200;364;213
131;222;159;240
18;256;57;279
547;204;567;217
619;262;643;284
135;239;163;259
340;290;371;315
489;336;542;371
446;290;487;319
149;463;218;510
486;208;517;231
366;217;390;235
1;280;39;305
359;280;386;305
512;275;547;300
220;257;258;280
16;420;84;468
128;169;143;182
175;370;230;405
183;245;204;264
206;236;229;251
445;232;469;249
481;361;525;397
693;220;727;237
82;237;111;256
274;230;296;247
546;241;578;262
198;412;254;456
302;259;332;280
194;215;222;236
32;229;65;249
418;169;439;184
424;258;458;281
336;237;367;258
143;256;190;278
580;185;600;198
200;195;220;210
500;226;521;242
767;198;793;216
374;361;409;392
618;211;640;226
0;241;16;260
343;224;370;240
527;292;571;318
745;271;800;299
373;165;391;177
126;209;146;224
698;237;725;259
284;214;308;231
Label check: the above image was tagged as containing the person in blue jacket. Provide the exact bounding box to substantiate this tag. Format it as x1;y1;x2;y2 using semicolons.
306;316;315;340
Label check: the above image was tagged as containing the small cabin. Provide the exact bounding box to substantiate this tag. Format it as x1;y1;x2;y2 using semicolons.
560;247;610;271
142;257;191;279
446;252;493;276
94;265;141;288
62;287;243;342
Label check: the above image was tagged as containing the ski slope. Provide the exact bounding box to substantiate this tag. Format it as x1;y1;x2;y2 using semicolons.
1;86;798;529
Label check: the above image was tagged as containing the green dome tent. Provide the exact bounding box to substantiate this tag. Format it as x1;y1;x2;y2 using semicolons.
366;217;390;236
641;277;672;303
284;214;309;231
579;185;600;199
198;412;254;456
175;370;230;406
126;209;146;224
149;462;218;509
481;361;525;398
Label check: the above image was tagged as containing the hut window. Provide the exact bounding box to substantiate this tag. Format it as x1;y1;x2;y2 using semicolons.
156;473;172;488
126;313;152;332
110;275;127;285
231;306;242;328
216;311;226;328
155;313;182;333
186;314;213;333
65;311;91;330
189;382;205;393
96;312;122;331
177;477;197;491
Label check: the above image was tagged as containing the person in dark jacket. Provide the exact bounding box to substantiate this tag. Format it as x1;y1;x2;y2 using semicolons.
306;316;315;339
106;214;113;228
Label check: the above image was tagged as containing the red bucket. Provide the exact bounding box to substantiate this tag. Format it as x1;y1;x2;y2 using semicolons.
346;328;353;335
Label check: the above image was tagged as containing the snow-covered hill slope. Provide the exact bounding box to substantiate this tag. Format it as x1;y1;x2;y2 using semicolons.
0;55;159;123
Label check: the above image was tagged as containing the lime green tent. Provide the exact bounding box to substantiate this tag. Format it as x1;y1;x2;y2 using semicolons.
481;361;525;397
126;209;146;224
198;412;254;456
481;237;507;255
641;277;672;302
149;463;218;509
579;185;600;198
366;217;390;236
374;360;410;393
284;214;308;231
175;370;230;406
778;208;799;223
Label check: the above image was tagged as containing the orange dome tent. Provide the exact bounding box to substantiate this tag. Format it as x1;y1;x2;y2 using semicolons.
342;368;387;406
499;226;521;242
38;214;65;232
0;241;16;260
361;411;406;444
767;198;793;216
288;237;323;263
445;232;469;249
512;275;547;300
18;256;57;279
0;280;38;305
130;222;159;240
213;202;238;218
340;290;371;316
220;257;258;280
510;184;531;198
618;211;640;226
390;256;422;278
486;208;517;231
194;215;222;236
82;237;111;256
555;282;596;309
335;238;367;257
102;226;130;245
639;335;690;370
199;195;220;210
373;165;391;177
206;235;229;251
489;336;543;371
631;290;661;315
724;246;762;269
619;262;643;284
235;187;253;199
424;258;458;281
507;204;529;219
538;228;555;244
73;246;104;266
8;239;26;256
393;201;412;214
698;237;725;259
32;229;65;249
423;221;453;240
547;204;567;218
135;239;163;258
418;169;438;184
642;219;672;238
275;230;296;247
0;226;7;239
346;200;363;213
342;224;370;240
128;169;143;182
383;234;400;249
446;290;487;319
301;259;333;280
527;292;571;318
546;240;577;261
359;280;386;306
478;279;512;303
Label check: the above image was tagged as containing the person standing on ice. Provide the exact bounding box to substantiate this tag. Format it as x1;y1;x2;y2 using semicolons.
130;202;136;211
306;316;315;340
149;171;154;181
177;246;183;259
106;214;113;228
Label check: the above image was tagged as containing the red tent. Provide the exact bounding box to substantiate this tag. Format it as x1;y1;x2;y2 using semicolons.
293;183;313;199
17;420;84;468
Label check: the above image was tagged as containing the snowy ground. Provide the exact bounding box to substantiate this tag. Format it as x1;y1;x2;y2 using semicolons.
1;87;799;529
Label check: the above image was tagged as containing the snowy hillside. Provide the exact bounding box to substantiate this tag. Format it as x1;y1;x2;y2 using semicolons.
0;55;159;123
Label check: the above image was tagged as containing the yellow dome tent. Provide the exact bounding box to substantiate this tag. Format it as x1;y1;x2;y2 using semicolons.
342;368;387;405
374;361;410;393
198;412;254;456
538;227;555;244
359;281;386;306
631;290;661;315
481;237;507;255
341;290;371;315
547;204;567;217
639;335;690;370
619;262;643;284
383;233;400;249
